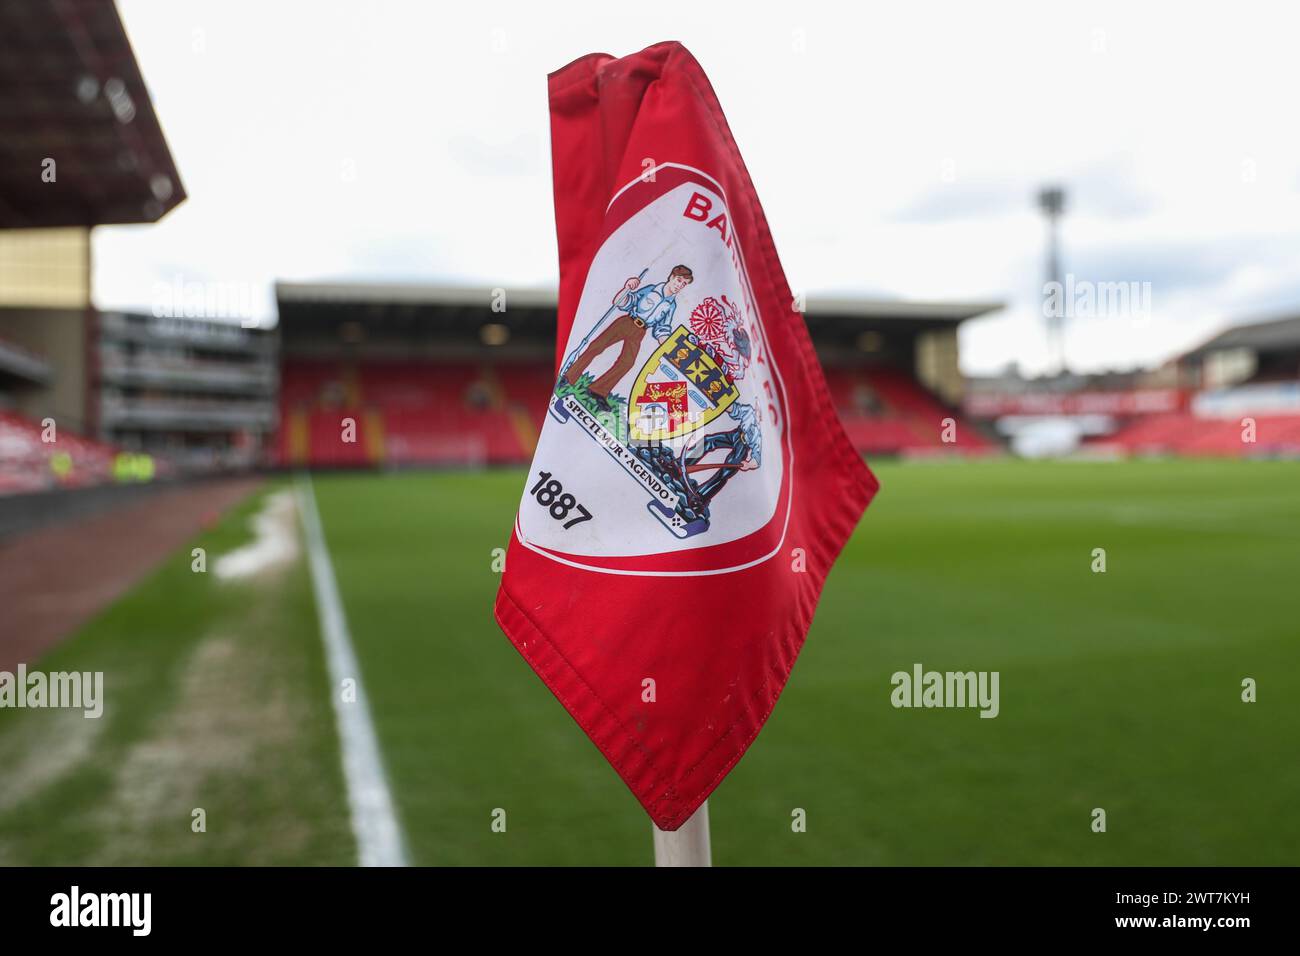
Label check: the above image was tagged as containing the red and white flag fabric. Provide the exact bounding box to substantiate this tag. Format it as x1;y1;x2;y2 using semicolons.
494;42;878;831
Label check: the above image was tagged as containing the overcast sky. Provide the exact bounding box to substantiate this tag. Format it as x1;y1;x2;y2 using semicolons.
95;0;1300;375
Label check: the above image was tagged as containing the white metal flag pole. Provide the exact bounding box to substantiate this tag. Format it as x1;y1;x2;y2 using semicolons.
652;800;712;867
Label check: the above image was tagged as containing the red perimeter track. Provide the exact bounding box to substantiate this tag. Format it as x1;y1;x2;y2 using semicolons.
0;478;264;672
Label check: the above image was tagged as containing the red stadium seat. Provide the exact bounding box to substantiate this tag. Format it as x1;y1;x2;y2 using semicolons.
0;411;121;495
275;356;995;466
823;366;990;455
277;359;546;467
1102;411;1300;456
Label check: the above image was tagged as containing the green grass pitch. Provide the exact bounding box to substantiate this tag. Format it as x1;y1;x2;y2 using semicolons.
1;458;1295;865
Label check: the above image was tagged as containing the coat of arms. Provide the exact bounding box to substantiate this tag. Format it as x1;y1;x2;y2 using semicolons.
547;267;763;540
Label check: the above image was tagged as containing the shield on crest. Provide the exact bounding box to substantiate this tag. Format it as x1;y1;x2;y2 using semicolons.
627;324;739;442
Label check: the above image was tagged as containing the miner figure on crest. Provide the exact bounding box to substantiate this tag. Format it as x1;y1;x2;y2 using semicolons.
563;264;694;411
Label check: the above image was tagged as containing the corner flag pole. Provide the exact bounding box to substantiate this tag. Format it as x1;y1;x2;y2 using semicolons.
652;800;711;866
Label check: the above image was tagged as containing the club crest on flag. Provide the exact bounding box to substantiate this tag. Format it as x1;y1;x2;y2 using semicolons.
627;323;739;442
518;160;796;575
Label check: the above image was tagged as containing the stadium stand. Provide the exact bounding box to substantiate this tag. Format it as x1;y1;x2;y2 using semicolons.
96;313;278;472
827;365;992;454
0;0;186;497
1102;412;1300;456
966;313;1300;458
1104;316;1300;455
0;410;120;494
274;282;1002;468
0;334;53;384
278;358;549;467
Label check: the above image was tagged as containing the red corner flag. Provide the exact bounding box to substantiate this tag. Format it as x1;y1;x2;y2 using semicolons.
494;42;878;831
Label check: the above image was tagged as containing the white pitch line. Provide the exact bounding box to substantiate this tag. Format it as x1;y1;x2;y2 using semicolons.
296;474;409;867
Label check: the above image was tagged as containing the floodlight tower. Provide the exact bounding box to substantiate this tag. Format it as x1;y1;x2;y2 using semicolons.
1037;185;1067;377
